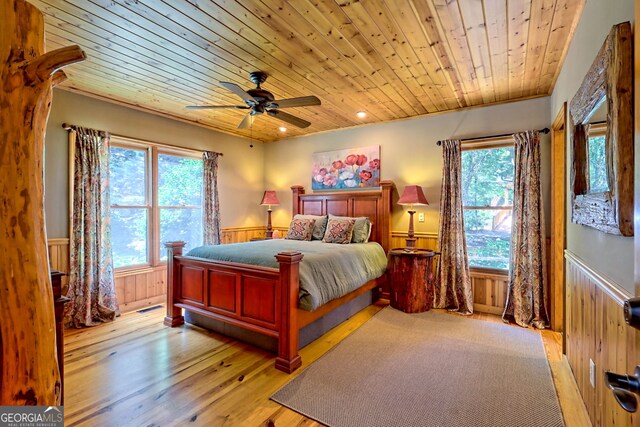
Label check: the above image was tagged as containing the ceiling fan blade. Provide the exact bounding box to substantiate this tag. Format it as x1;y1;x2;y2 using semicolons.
219;81;257;103
186;105;249;110
271;95;321;109
267;110;311;128
237;113;255;129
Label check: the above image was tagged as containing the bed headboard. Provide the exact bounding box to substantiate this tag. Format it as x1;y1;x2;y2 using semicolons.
291;181;394;253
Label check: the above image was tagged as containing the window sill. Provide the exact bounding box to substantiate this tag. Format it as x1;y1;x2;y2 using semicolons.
469;266;510;277
114;264;167;277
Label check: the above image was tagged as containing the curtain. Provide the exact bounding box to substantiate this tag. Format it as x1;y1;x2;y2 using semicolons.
503;130;549;329
435;139;473;315
65;127;119;328
203;151;221;245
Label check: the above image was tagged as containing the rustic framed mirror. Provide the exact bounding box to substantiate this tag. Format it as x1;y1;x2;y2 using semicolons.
569;22;633;236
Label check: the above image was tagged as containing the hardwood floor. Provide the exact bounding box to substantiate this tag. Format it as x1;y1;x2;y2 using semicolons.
63;303;590;426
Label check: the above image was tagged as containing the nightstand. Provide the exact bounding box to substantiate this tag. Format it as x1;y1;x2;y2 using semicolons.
387;248;436;313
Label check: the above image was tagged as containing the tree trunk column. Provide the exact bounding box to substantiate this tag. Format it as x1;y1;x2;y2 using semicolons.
1;0;85;406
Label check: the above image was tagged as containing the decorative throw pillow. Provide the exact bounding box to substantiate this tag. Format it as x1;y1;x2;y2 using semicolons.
328;214;371;243
285;218;316;241
322;218;356;244
293;214;328;240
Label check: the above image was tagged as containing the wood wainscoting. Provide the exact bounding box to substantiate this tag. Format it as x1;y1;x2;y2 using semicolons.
470;270;509;316
565;251;639;426
47;226;279;314
48;238;70;291
391;231;509;315
51;228;510;316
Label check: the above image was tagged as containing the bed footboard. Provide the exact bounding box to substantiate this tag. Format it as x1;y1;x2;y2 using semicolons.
163;241;303;373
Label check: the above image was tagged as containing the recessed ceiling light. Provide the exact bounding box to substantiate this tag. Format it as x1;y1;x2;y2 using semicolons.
356;111;367;119
278;126;287;132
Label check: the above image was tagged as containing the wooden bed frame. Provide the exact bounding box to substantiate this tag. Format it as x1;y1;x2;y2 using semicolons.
164;180;393;373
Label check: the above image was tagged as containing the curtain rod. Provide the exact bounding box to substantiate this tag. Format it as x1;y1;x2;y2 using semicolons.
436;127;550;146
62;122;106;133
61;122;223;156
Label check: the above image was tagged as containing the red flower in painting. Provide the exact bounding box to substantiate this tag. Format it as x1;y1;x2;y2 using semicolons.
359;170;373;182
344;154;358;166
356;155;368;166
332;160;345;169
318;168;328;176
369;158;380;170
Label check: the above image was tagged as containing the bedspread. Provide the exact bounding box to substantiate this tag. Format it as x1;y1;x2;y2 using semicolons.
186;239;387;311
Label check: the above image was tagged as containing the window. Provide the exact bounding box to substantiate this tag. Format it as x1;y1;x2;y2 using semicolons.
158;153;203;261
461;144;515;271
109;139;203;269
110;146;149;268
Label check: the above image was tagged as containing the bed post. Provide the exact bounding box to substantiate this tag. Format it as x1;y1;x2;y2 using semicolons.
380;180;394;253
275;251;304;373
164;241;186;327
291;185;305;215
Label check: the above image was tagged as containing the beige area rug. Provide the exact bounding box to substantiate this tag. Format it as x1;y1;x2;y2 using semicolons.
271;307;564;427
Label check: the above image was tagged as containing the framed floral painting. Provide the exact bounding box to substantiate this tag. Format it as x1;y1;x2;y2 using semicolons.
311;146;380;190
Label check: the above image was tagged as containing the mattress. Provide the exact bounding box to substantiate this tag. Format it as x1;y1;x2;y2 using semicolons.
186;239;388;310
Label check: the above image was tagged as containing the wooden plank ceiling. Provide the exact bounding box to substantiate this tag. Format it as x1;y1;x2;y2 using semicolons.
33;0;585;142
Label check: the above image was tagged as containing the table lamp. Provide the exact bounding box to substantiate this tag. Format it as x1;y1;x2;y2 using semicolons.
260;190;280;239
398;185;429;251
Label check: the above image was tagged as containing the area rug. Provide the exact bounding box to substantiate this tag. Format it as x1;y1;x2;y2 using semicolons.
271;307;564;427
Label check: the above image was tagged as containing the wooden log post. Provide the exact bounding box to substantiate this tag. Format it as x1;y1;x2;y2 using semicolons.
275;251;303;373
0;0;85;406
164;241;186;327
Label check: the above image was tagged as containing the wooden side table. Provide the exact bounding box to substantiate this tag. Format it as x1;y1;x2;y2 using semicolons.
387;248;436;313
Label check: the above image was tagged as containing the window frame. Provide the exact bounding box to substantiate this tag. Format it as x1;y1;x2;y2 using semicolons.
107;136;203;272
461;137;515;274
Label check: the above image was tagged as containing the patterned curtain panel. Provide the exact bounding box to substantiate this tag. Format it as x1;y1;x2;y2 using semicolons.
203;151;221;245
435;139;473;315
503;130;549;329
66;127;119;328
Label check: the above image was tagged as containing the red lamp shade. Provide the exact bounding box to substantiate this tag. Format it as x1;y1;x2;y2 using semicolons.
398;185;429;206
260;190;280;206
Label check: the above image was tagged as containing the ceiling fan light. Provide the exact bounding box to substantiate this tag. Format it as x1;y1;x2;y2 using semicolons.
356;111;367;118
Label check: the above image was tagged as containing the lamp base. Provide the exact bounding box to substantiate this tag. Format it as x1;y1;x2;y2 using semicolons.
405;210;417;252
265;208;273;240
405;237;417;252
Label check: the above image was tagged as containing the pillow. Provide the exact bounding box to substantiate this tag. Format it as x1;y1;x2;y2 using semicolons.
285;218;316;241
293;214;328;240
322;218;356;244
328;214;371;243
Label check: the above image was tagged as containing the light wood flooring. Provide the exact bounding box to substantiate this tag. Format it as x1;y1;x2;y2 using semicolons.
63;302;590;426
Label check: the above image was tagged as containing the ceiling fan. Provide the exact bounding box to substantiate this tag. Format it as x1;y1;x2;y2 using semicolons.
186;71;321;129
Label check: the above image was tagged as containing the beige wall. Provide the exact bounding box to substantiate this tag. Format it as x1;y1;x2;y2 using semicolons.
264;97;551;236
44;89;265;238
550;0;634;294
